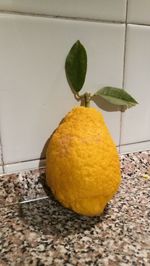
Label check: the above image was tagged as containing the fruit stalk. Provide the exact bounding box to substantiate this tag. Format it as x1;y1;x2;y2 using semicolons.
84;92;91;107
76;92;91;107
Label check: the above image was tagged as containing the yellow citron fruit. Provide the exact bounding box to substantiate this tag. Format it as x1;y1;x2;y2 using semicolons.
46;106;121;216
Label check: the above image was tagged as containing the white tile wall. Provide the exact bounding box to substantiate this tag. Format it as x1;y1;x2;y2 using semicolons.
121;25;150;148
0;1;150;173
128;0;150;25
0;14;125;167
0;0;127;22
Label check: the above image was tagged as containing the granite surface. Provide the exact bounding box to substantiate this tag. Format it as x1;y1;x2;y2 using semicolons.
0;151;150;265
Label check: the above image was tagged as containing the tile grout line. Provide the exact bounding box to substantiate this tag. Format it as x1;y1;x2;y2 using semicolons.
5;157;45;165
120;139;150;146
128;22;150;27
0;9;126;25
119;0;129;153
0;9;150;27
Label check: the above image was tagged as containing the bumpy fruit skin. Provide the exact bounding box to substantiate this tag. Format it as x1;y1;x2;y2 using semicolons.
46;106;121;216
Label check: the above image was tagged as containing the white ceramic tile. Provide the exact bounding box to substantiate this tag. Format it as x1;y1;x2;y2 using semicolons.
0;14;125;164
128;0;150;25
121;25;150;146
0;0;127;22
120;141;150;154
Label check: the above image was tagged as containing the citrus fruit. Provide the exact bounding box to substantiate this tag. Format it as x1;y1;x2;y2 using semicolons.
45;40;137;216
46;106;121;216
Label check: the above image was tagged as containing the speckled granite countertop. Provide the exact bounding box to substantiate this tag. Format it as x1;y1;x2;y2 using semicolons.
0;151;150;266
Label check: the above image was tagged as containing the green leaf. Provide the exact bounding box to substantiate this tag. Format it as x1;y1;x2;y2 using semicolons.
94;87;138;108
65;40;87;92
